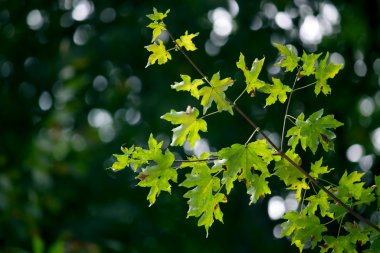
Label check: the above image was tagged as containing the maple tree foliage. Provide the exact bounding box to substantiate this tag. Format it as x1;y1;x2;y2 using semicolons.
111;7;380;252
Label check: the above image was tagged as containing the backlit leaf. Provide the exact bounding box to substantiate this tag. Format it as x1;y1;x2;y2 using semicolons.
147;21;166;42
260;77;292;106
300;51;321;76
176;31;199;51
315;52;343;95
310;158;333;178
218;140;274;203
145;40;172;67
273;43;300;72
236;53;266;94
161;106;207;148
199;72;234;114
180;161;227;237
286;109;344;154
171;74;204;99
146;8;170;22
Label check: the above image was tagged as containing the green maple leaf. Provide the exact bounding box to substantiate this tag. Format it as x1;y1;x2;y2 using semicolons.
273;43;300;72
274;150;307;201
111;145;135;171
286;109;344;154
321;236;356;253
260;77;292;106
147;21;166;42
135;134;177;206
161;107;207;148
282;211;327;251
146;8;170;22
337;171;375;205
306;189;334;218
176;31;199;51
199;72;234;114
236;53;266;94
218;140;274;202
300;51;321;76
145;39;172;67
179;162;227;237
315;52;343;95
171;74;204;99
310;158;333;178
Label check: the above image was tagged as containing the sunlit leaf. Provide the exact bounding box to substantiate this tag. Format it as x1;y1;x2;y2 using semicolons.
218;140;274;203
273;43;300;72
236;53;266;94
147;21;166;42
260;77;292;106
145;39;172;67
309;158;333;178
161;106;207;148
176;31;199;51
300;51;321;76
286;109;344;154
180;161;227;237
199;72;234;114
171;74;204;99
146;8;170;22
315;52;343;95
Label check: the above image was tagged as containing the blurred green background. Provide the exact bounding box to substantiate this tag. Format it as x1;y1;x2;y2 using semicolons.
1;0;380;252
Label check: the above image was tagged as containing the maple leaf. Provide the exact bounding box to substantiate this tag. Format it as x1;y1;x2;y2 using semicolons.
321;236;356;253
274;150;307;201
300;51;321;76
315;52;343;95
147;21;166;42
111;145;135;171
286;109;344;154
199;72;234;114
336;171;375;205
176;31;199;51
134;134;177;206
161;106;207;148
146;8;170;22
305;189;334;218
218;140;274;203
179;162;227;237
273;43;300;72
171;74;204;99
260;77;292;106
282;211;327;251
309;158;333;178
236;53;266;94
145;40;172;67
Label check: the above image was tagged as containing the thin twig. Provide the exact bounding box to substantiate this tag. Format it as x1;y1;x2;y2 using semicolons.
233;87;247;105
280;67;302;152
201;111;220;119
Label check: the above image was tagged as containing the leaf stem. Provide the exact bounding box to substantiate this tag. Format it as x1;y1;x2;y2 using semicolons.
292;81;316;92
280;67;302;152
244;128;259;146
233;87;247;105
201;111;220;119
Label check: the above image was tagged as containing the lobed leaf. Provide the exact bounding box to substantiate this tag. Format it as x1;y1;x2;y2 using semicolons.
236;53;266;94
286;109;344;154
218;140;274;203
145;40;172;67
315;52;343;95
260;77;292;106
176;31;199;51
199;72;234;114
273;43;300;72
171;74;204;99
147;21;166;42
180;161;227;237
146;8;170;22
300;51;321;76
161;106;207;148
